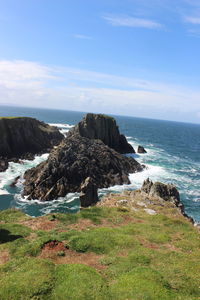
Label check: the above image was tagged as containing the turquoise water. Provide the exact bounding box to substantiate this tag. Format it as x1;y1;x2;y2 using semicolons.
0;105;200;222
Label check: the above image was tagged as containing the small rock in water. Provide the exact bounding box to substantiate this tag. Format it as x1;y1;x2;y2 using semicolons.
10;176;20;187
137;145;147;154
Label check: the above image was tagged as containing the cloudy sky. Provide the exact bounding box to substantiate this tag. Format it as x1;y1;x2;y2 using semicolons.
0;0;200;123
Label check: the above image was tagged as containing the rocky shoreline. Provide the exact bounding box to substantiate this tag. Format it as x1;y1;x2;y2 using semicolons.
0;113;194;224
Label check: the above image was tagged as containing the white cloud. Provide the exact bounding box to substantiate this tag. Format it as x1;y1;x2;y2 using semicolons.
184;16;200;24
73;34;92;40
0;60;200;122
103;14;163;29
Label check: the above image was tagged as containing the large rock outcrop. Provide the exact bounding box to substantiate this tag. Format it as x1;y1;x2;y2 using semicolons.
23;134;143;201
141;178;180;206
0;117;63;171
68;113;135;154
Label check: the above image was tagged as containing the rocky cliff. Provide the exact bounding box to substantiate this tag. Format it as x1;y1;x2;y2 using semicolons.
0;117;63;171
68;113;135;154
23;133;143;202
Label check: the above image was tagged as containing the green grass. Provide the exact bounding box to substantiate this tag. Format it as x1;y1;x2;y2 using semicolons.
0;117;25;120
0;208;27;223
110;267;175;300
0;258;55;300
51;264;110;300
68;226;138;254
0;207;200;299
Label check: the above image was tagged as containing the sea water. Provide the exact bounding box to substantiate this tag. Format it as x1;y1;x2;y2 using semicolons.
0;105;200;222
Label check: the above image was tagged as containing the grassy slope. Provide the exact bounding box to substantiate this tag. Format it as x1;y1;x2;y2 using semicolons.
0;196;200;300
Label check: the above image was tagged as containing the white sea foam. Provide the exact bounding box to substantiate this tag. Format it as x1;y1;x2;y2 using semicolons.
15;192;78;205
49;123;74;136
0;190;9;195
0;153;49;195
49;123;74;129
14;192;79;215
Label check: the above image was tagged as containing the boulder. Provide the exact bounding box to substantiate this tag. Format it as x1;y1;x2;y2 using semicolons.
137;145;147;154
0;117;63;171
23;134;143;202
80;177;98;207
68;113;135;154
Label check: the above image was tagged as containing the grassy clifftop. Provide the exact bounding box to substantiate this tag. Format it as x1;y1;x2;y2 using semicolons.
0;194;200;300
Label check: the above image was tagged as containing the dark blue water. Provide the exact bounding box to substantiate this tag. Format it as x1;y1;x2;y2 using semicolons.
0;105;200;222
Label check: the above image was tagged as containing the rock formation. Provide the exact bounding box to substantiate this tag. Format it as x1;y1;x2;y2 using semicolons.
80;177;98;207
141;178;180;206
68;113;135;154
0;117;63;171
137;145;147;154
23;134;143;201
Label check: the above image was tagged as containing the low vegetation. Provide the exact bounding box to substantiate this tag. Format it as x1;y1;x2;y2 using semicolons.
0;201;200;299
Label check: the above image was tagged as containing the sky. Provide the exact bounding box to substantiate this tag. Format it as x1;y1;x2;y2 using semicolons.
0;0;200;123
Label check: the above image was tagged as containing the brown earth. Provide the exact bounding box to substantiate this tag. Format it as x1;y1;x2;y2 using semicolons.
39;240;105;271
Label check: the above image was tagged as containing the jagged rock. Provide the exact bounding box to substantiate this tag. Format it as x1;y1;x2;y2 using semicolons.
23;134;143;201
141;178;180;205
80;177;98;207
0;117;63;171
68;113;135;154
137;145;147;154
0;158;8;172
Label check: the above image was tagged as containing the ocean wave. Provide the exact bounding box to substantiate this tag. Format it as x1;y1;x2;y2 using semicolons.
49;123;74;129
13;192;80;216
0;153;49;195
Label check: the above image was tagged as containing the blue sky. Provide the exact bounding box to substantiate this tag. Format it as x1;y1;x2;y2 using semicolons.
0;0;200;123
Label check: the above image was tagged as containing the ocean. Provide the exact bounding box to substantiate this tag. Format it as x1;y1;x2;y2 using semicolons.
0;105;200;222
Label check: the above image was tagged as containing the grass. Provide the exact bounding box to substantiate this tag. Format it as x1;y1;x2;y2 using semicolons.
51;264;110;300
0;206;200;299
0;258;55;300
0;117;23;119
0;208;28;223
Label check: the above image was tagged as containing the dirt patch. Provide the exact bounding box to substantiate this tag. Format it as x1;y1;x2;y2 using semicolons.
42;240;66;252
63;215;142;232
20;217;59;231
163;243;181;252
139;239;161;250
0;249;9;265
55;250;106;271
25;232;38;241
64;219;95;231
39;241;105;271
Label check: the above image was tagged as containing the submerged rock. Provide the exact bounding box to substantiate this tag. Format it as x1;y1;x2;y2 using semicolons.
137;145;147;154
0;117;63;171
23;134;143;202
69;113;135;154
